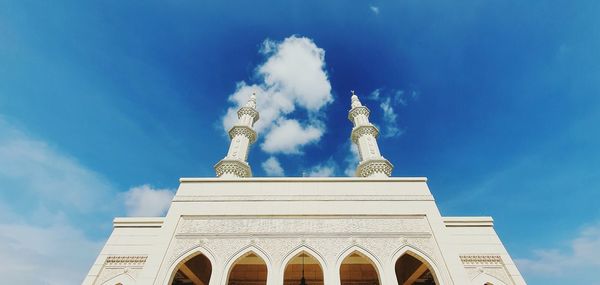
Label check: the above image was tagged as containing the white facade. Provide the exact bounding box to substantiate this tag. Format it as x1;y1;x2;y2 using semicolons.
83;93;526;285
83;177;526;285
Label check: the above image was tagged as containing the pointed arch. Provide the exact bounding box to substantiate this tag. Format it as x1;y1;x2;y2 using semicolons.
281;245;328;270
471;272;508;285
281;246;326;285
222;245;272;285
165;245;217;285
391;245;442;285
336;245;383;285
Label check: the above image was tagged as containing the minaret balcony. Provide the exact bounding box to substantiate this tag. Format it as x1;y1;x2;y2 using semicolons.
351;124;379;143
347;106;370;122
356;158;394;177
237;107;259;123
214;159;252;178
228;125;257;144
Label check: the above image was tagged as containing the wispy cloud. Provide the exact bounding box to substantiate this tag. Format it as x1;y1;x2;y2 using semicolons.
370;5;380;15
0;117;115;284
122;184;174;217
307;159;337;177
222;35;332;155
0;117;118;224
0;223;103;285
261;156;285;176
516;222;600;281
368;88;418;138
0;119;115;215
0;117;175;284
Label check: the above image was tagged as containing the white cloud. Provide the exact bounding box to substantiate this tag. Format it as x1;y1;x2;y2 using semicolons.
516;223;600;276
344;143;360;176
123;184;174;217
258;37;333;111
261;119;323;154
370;5;380;15
307;160;337;177
222;35;332;155
262;156;285;176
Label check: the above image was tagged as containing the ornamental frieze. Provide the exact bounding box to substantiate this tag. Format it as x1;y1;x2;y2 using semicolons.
177;217;430;235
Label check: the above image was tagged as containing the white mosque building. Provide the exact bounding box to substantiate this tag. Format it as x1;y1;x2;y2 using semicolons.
83;92;526;285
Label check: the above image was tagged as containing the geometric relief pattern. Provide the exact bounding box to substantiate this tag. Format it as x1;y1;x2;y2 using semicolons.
460;255;502;266
177;216;431;236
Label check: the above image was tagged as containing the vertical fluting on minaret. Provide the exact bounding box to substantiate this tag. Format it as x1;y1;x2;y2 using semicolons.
214;93;260;178
348;91;393;177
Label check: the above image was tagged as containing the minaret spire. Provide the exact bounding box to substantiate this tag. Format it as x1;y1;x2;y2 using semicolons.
214;93;260;178
348;91;393;177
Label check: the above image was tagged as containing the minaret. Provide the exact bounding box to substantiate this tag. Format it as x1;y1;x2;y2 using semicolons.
348;91;393;177
214;93;259;178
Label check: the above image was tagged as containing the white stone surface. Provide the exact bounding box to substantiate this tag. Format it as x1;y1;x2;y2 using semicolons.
83;177;526;285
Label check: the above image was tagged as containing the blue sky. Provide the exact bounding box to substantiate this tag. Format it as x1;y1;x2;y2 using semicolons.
1;1;599;284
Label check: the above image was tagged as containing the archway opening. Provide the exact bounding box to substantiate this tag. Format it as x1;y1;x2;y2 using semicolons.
227;252;268;285
339;252;380;285
172;253;212;285
283;252;324;285
394;254;436;285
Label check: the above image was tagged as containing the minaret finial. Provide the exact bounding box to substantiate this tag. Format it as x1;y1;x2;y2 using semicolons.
246;92;257;108
214;93;260;178
347;92;393;177
350;90;362;108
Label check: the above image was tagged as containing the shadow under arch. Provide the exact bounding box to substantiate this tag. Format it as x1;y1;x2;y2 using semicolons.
281;245;327;285
164;245;217;285
472;272;508;285
390;245;442;285
336;245;384;285
222;245;272;285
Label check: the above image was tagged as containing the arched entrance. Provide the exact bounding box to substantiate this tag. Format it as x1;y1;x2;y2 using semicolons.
394;254;436;285
171;253;212;285
227;252;268;285
339;251;380;285
283;251;324;285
